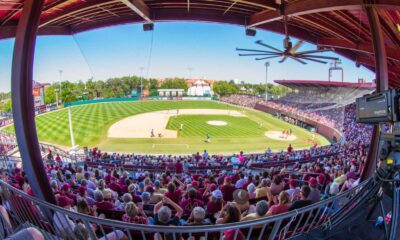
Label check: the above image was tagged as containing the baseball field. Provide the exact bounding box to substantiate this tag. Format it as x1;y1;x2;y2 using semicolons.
3;100;330;154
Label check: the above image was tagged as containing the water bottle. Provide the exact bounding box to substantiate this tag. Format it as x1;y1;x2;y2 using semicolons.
376;216;383;227
385;211;392;224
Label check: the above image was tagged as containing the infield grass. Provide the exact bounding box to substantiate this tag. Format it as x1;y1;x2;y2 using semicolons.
3;100;330;154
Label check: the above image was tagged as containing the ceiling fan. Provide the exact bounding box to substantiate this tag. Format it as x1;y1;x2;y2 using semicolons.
236;16;339;64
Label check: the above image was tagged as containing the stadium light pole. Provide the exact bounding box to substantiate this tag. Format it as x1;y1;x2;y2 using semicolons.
59;69;63;104
265;62;270;100
140;67;144;99
55;88;59;107
187;67;193;79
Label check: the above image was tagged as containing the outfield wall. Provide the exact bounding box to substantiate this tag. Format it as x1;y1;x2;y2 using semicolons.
254;103;341;142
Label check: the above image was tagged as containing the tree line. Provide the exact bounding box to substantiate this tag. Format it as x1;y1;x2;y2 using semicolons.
212;80;289;97
0;76;288;113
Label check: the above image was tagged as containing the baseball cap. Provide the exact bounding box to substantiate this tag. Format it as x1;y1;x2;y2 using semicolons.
61;183;71;191
154;180;160;187
209;183;217;191
224;176;232;183
78;186;86;195
212;190;223;199
145;185;155;193
309;177;318;186
191;181;199;188
58;196;73;207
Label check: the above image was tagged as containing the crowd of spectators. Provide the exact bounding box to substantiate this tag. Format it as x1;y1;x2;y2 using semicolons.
220;94;263;108
0;132;17;156
259;100;343;129
0;117;13;128
0;94;373;240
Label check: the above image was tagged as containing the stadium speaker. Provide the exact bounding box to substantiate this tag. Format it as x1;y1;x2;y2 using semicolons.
143;23;154;31
245;28;256;37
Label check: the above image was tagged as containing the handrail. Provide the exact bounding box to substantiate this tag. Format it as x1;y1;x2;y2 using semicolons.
0;178;369;240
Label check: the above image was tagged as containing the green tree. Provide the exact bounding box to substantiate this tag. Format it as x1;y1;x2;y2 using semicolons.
160;78;188;90
44;86;56;104
3;99;12;113
213;81;239;96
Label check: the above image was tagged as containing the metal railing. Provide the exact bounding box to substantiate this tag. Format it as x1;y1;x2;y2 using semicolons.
0;178;370;240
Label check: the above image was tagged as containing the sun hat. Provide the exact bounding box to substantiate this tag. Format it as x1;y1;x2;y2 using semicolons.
233;189;249;205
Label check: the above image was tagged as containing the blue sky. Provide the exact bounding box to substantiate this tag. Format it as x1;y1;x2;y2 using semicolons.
0;22;375;92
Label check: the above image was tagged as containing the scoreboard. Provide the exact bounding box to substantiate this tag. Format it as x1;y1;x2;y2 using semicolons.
33;81;45;108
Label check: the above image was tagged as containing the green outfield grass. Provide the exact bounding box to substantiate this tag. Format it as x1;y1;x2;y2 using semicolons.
3;100;330;154
167;115;263;137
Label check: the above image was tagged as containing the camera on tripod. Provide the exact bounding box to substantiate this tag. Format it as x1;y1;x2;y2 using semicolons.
356;89;400;124
356;89;400;172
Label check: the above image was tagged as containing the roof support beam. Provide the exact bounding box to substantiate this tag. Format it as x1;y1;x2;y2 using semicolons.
11;0;57;205
0;2;23;25
318;38;400;61
118;0;151;22
39;0;118;28
363;5;389;184
248;0;400;28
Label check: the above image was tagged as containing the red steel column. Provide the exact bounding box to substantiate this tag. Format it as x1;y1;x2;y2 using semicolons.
11;0;56;204
362;5;389;180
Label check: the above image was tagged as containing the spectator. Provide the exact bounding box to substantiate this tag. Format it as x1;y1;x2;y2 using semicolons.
185;206;211;225
247;183;256;199
154;197;183;226
94;190;114;211
289;186;312;210
255;179;270;199
241;200;269;221
115;193;132;211
180;188;204;216
164;182;181;204
286;180;300;202
76;198;97;217
53;196;76;237
268;191;290;215
233;189;251;213
221;177;235;202
122;202;148;224
216;203;244;240
71;223;127;240
206;190;223;217
308;178;321;203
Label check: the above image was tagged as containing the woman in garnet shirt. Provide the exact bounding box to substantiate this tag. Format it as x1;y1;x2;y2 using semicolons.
268;191;291;216
164;182;182;204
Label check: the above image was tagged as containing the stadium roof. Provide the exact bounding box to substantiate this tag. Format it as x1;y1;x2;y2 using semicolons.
1;1;400;86
274;80;376;89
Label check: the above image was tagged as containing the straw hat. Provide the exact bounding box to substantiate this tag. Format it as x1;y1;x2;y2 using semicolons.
233;189;249;205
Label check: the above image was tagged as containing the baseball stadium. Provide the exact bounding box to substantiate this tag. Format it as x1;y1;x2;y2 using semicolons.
4;100;329;154
0;1;399;240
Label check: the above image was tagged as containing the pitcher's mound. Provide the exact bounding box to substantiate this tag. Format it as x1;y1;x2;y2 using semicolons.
265;131;297;141
207;120;227;126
